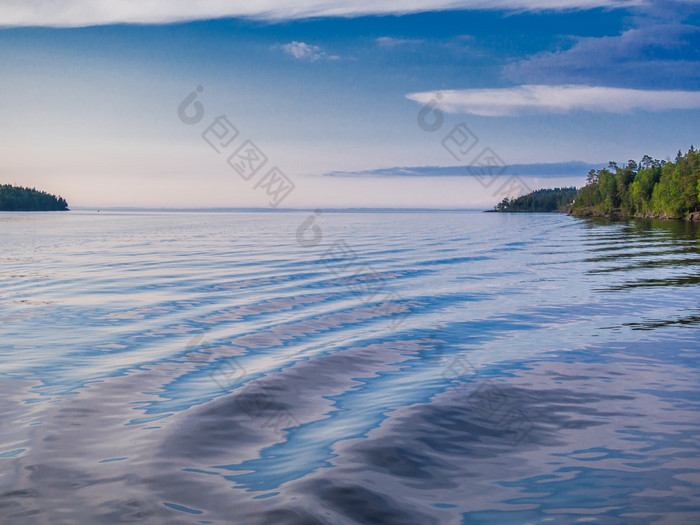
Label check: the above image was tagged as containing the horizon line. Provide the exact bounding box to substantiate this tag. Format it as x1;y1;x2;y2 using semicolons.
68;206;492;213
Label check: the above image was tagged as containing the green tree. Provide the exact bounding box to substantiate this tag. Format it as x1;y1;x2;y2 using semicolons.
0;185;69;211
572;147;700;219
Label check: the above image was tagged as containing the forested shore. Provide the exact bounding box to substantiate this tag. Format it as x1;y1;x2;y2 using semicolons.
492;187;577;213
0;185;69;211
492;147;700;221
570;147;699;220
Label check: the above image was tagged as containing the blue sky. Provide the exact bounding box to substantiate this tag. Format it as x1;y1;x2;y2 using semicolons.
1;1;699;208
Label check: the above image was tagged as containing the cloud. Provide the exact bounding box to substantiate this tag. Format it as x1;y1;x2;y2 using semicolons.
375;36;424;47
504;24;700;89
0;0;641;28
406;84;700;116
325;161;604;177
280;41;329;61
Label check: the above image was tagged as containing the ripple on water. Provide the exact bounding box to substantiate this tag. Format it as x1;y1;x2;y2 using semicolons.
0;211;698;524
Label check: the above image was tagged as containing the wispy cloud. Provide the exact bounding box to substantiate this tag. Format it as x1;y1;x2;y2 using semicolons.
407;84;700;116
0;0;641;28
375;36;424;47
279;41;337;61
325;161;604;177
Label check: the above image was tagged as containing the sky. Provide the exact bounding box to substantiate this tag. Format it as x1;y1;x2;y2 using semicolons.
1;0;699;208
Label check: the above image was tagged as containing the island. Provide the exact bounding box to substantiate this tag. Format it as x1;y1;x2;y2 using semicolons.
0;184;69;211
491;147;700;221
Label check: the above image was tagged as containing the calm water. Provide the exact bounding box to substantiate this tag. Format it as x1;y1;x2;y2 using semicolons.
1;210;699;524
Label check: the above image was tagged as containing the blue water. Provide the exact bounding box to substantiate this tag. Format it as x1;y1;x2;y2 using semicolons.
1;210;699;524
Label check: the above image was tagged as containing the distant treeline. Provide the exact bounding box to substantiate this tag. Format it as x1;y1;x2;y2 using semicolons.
572;147;700;219
0;185;69;211
493;187;578;213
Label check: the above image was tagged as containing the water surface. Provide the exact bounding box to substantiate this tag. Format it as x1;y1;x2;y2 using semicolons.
1;210;699;524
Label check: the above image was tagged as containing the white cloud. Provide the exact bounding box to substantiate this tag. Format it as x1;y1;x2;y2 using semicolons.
375;36;424;47
280;41;326;61
0;0;641;28
406;84;700;116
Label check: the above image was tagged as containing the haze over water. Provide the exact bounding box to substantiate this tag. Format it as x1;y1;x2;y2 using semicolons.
1;210;699;524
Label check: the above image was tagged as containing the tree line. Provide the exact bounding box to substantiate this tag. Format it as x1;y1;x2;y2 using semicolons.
0;185;69;211
493;187;578;213
492;147;700;219
572;147;700;218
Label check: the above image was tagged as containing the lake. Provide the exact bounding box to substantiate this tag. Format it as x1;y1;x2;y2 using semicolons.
1;210;699;524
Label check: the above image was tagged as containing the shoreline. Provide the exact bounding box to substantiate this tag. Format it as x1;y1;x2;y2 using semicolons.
567;208;700;221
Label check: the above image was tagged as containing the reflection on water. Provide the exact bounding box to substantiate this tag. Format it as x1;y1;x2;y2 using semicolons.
0;211;698;524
